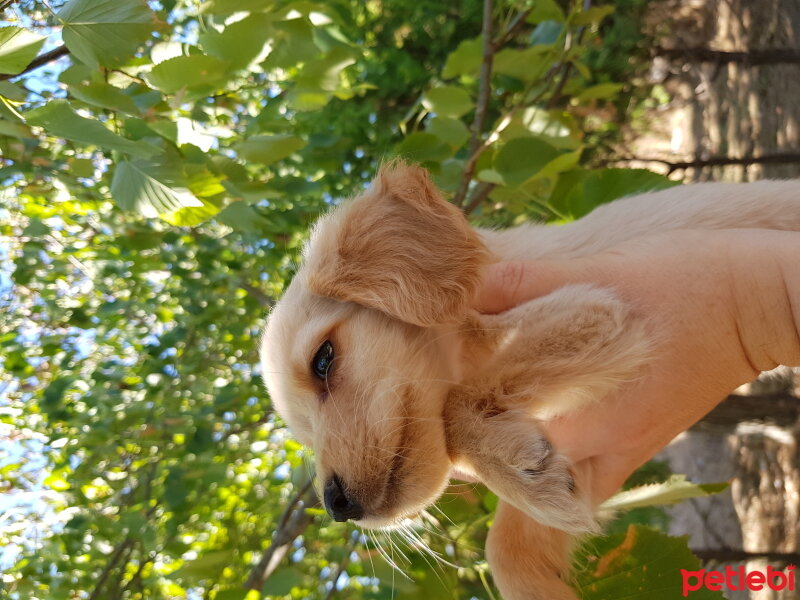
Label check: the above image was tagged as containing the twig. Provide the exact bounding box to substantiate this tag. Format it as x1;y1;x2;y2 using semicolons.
546;0;592;110
322;534;359;600
121;553;155;595
491;8;532;51
108;68;148;86
239;280;273;309
453;0;495;208
0;45;70;82
245;478;319;591
87;537;134;600
463;181;496;215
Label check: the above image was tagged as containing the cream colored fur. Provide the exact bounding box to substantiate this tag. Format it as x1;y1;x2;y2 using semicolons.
260;163;800;599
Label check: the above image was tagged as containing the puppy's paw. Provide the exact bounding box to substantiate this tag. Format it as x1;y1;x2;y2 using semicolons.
478;410;596;534
479;284;651;416
446;399;595;534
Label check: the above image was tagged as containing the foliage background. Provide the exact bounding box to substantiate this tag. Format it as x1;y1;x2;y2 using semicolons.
0;0;725;598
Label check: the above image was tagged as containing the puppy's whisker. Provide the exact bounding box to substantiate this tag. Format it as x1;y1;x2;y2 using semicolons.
371;531;411;578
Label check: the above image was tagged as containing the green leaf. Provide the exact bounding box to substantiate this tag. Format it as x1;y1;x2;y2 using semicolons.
164;466;189;510
576;526;725;600
162;198;222;227
58;0;158;68
0;27;46;75
236;134;306;166
442;37;483;79
427;117;470;148
44;473;71;491
535;148;583;180
198;13;274;69
603;475;729;512
213;590;249;600
530;20;563;46
490;136;559;187
175;549;235;578
395;132;452;164
187;167;226;199
111;158;204;218
69;83;140;114
146;55;231;94
0;80;27;102
577;83;624;102
286;46;358;111
0;118;33;139
216;201;270;233
296;46;357;93
42;376;72;409
26;101;157;158
199;0;275;15
526;0;566;23
555;168;680;218
423;86;473;119
572;5;616;26
494;46;554;81
261;567;306;596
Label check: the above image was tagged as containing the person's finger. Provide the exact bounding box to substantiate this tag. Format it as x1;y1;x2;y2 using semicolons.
475;260;582;314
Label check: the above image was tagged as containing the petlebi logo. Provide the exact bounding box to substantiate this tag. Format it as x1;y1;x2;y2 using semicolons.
681;565;796;596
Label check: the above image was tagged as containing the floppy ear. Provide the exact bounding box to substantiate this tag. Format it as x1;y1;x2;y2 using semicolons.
305;162;489;327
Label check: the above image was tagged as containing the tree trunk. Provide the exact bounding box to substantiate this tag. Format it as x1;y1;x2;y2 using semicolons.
658;372;800;600
633;2;800;597
630;0;800;181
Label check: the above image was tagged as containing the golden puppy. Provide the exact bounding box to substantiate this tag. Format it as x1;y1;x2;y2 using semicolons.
260;162;800;599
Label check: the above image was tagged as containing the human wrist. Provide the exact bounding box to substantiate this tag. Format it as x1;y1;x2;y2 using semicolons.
724;229;800;371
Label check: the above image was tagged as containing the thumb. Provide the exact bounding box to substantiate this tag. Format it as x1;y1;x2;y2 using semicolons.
475;260;584;314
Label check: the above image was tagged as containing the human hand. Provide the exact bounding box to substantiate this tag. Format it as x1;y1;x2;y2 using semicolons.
476;229;800;503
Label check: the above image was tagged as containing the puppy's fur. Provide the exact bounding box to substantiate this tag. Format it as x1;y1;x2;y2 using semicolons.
261;162;800;599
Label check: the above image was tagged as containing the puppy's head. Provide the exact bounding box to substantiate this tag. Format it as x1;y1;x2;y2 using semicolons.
261;162;489;528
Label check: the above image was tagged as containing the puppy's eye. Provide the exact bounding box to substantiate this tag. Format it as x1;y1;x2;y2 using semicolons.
312;340;334;381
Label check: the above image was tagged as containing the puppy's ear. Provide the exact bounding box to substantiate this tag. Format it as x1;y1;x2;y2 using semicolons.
306;162;489;327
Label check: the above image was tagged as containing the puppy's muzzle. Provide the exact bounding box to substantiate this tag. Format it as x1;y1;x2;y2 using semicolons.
324;474;364;522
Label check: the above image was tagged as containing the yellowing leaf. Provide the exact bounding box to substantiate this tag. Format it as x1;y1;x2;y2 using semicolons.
603;475;729;512
111;159;203;218
576;526;725;600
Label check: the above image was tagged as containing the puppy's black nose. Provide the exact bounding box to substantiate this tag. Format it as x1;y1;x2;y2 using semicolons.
324;474;364;522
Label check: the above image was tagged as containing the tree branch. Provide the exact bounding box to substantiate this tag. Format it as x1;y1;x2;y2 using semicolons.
693;548;800;564
245;478;319;591
87;537;134;600
453;0;495;208
656;46;800;65
463;181;496;215
0;44;70;82
491;8;532;51
623;152;800;174
239;280;274;309
692;393;800;431
323;534;359;600
546;0;591;110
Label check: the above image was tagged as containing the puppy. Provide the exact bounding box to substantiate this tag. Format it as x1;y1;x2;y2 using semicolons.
260;161;800;599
